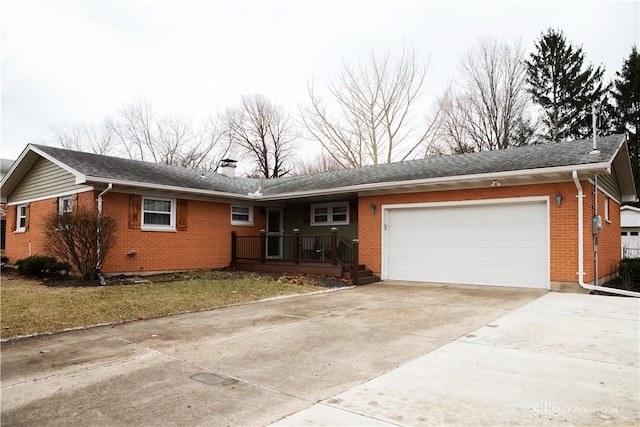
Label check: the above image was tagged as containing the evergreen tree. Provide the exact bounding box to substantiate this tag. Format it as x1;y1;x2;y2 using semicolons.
612;46;640;195
525;28;607;142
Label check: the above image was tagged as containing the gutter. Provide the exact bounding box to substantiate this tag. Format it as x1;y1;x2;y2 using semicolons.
572;171;640;297
96;183;113;286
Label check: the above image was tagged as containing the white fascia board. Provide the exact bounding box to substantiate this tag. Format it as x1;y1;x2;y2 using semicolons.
0;144;40;187
257;163;612;201
85;176;257;201
621;205;640;212
29;145;88;182
6;186;95;206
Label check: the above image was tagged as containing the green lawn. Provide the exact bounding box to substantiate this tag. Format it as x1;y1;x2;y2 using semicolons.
1;270;325;339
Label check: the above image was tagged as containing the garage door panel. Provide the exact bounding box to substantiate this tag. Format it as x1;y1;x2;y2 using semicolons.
384;201;548;289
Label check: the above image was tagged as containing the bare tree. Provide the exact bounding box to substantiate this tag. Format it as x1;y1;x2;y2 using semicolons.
293;151;344;175
51;119;116;155
44;206;117;281
300;44;442;167
225;94;296;178
437;38;536;153
50;98;232;172
179;117;233;172
111;97;158;162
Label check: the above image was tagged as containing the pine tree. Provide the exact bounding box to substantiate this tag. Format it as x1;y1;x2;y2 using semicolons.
525;28;607;142
612;46;640;195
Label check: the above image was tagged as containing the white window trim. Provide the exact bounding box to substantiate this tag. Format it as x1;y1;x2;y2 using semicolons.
141;197;176;231
311;202;350;226
59;196;73;215
15;204;26;233
231;205;254;226
604;197;611;223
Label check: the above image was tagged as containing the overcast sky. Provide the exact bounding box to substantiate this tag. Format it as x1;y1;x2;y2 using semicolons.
1;0;638;162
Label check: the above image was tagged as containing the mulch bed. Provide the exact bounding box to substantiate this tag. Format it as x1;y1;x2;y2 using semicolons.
1;267;352;289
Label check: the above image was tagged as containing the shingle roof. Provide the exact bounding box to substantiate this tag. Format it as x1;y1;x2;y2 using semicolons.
260;134;625;195
31;134;625;198
32;145;262;195
0;158;14;173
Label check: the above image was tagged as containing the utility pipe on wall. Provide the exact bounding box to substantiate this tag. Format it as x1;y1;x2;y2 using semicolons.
593;175;599;287
572;171;640;297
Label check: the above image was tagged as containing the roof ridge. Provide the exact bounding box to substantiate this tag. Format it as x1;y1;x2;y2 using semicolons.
18;134;627;199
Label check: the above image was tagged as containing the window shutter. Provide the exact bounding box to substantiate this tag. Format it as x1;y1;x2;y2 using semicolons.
303;205;310;225
350;202;357;223
55;197;60;214
176;199;188;231
129;195;141;229
25;203;30;231
11;205;16;232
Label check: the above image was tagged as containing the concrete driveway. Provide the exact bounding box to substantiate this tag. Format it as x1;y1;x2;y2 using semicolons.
1;282;638;426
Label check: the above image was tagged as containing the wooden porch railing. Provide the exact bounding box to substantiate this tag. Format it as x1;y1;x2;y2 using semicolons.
231;228;360;285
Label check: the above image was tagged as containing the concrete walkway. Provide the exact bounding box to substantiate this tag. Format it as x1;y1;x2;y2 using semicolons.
274;292;640;426
1;283;638;426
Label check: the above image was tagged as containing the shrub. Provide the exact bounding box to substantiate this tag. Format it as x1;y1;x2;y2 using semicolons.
44;207;117;281
618;258;640;289
15;255;70;277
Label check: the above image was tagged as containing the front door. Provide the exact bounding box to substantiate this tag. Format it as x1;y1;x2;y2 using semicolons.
266;208;283;258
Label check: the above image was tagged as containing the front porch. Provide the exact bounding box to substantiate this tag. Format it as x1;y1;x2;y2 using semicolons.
230;230;379;285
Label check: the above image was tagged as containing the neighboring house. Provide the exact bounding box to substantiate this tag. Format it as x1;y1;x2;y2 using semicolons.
0;134;636;291
621;205;640;258
1;158;15;251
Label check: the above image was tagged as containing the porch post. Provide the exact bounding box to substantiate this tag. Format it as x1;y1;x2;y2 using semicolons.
231;231;237;263
352;239;359;286
293;228;300;264
330;227;338;266
260;229;266;263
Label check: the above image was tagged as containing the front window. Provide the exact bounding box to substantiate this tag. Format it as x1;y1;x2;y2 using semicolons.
142;197;175;230
16;204;26;232
59;196;72;215
231;205;253;225
311;202;350;226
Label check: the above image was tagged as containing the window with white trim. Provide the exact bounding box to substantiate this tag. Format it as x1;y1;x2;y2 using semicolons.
604;197;610;222
59;196;73;215
311;202;349;226
231;205;253;225
142;197;175;230
16;204;27;232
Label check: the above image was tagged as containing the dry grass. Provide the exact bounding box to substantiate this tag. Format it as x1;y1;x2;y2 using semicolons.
1;270;325;339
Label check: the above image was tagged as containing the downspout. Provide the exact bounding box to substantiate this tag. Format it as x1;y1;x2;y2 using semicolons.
96;183;113;286
572;171;640;297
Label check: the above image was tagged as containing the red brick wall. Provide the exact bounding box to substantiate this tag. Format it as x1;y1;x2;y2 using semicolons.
4;191;96;262
358;180;621;284
5;191;266;274
100;192;265;273
581;182;621;283
4;182;622;283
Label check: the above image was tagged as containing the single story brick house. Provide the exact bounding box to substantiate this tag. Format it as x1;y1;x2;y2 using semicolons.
1;134;636;291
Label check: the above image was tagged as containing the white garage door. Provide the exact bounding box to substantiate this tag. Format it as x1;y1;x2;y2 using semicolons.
383;200;549;289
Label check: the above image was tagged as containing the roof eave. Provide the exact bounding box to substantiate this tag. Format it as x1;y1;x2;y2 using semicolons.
85;176;258;200
0;144;88;202
612;138;638;202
